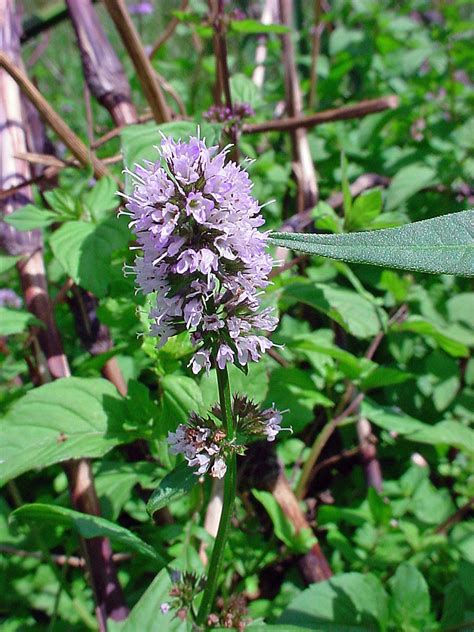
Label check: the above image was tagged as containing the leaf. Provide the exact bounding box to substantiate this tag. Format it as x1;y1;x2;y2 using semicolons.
159;375;204;434
385;164;436;211
10;504;164;563
264;367;333;433
270;210;474;277
389;564;432;631
4;205;57;230
43;189;78;217
279;572;389;631
252;490;316;554
229;19;290;34
393;317;469;357
0;254;20;274
83;176;119;222
362;400;474;454
0;307;37;335
50;217;129;297
345;189;383;231
0;377;128;486
283;282;384;338
108;569;190;632
229;73;261;109
147;462;198;517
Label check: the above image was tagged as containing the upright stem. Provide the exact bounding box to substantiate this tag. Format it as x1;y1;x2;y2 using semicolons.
196;366;237;625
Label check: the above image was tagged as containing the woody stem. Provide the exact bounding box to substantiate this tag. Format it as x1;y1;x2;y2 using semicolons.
196;365;237;625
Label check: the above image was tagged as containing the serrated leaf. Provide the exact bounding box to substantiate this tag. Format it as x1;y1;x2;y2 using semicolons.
345;188;383;231
4;205;57;231
50;217;129;297
147;462;198;517
83;176;119;222
230;73;261;109
393;316;469;357
389;563;432;630
0;377;128;486
10;504;164;563
270;210;474;277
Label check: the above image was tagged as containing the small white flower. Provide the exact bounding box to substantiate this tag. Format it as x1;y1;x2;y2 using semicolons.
160;602;170;614
211;458;227;479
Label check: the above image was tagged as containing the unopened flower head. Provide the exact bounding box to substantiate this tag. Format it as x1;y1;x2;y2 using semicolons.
123;135;278;372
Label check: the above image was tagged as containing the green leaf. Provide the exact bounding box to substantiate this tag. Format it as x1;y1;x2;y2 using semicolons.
283;282;384;338
264;367;333;433
252;489;316;554
279;572;389;630
345;189;383;232
43;189;78;217
4;205;57;230
229;73;261;109
389;564;432;631
159;374;204;434
385;164;436;211
0;377;128;486
393;316;469;357
270;210;474;277
108;569;190;632
10;503;164;563
362;400;474;454
50;217;129;297
229;19;290;34
0;307;37;335
147;462;198;517
83;176;119;222
0;254;20;274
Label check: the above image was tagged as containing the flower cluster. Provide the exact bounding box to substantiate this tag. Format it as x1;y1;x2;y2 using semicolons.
0;288;22;309
123;135;277;373
203;102;255;125
168;411;229;478
160;571;205;621
167;396;287;479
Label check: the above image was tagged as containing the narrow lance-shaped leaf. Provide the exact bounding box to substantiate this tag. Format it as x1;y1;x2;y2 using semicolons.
269;210;474;277
10;504;166;564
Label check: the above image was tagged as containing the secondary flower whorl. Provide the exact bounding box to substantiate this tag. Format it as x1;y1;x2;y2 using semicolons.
123;135;278;372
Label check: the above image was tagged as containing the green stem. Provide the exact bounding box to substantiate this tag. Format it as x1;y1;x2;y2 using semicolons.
196;366;237;625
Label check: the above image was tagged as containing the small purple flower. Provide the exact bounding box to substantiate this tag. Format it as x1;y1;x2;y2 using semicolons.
123;135;278;373
160;602;170;614
0;288;22;309
128;2;153;16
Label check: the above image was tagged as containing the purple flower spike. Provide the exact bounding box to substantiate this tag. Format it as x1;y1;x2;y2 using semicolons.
123;135;278;372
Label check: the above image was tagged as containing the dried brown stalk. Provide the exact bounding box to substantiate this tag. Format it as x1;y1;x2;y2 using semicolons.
308;0;323;109
252;0;278;88
103;0;171;123
278;0;318;212
0;52;109;178
66;0;137;125
149;0;189;59
243;95;399;134
0;3;127;626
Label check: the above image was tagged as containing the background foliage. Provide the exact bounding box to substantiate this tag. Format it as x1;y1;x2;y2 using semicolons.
1;0;473;630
